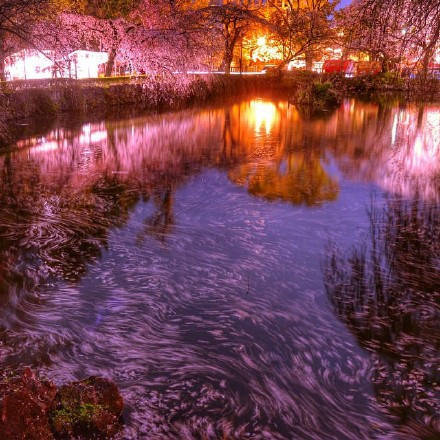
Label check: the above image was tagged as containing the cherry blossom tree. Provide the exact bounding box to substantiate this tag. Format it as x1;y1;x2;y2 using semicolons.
0;0;54;80
339;0;440;75
83;1;139;75
42;0;212;77
121;0;210;74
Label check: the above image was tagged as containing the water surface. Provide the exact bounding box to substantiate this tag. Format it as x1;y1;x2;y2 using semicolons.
0;98;439;439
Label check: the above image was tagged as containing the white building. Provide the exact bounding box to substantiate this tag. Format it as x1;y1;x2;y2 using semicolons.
67;50;109;79
5;50;55;80
4;49;109;81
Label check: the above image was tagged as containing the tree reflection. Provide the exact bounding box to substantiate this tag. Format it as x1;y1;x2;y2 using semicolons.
222;99;340;206
324;199;440;437
138;187;175;243
326;101;440;202
0;110;222;295
228;151;338;206
3;97;439;303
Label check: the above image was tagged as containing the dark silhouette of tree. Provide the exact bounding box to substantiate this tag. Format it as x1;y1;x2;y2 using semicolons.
324;198;440;438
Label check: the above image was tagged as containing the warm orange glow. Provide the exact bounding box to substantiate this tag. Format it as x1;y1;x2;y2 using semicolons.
250;100;277;134
250;35;283;63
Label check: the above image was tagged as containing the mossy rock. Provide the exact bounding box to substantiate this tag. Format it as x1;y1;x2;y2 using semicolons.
49;377;123;439
0;369;57;439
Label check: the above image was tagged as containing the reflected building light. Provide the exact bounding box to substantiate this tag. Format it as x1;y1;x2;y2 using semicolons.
79;123;107;145
90;131;108;144
30;141;59;154
83;124;91;136
426;109;440;129
391;113;398;146
347;99;355;115
379;107;440;199
250;100;277;134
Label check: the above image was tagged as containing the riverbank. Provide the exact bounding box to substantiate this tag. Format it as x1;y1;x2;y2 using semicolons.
0;75;270;147
1;72;439;147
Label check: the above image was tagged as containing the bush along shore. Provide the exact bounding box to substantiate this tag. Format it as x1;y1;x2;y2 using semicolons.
0;369;123;439
1;72;439;148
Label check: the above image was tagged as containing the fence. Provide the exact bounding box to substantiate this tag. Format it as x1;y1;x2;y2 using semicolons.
0;75;153;92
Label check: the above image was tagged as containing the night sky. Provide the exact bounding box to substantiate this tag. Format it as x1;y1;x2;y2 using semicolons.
337;0;352;8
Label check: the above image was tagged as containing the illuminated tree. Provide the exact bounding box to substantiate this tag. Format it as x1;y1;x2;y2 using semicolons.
337;0;413;72
192;2;259;74
83;0;139;75
121;0;209;74
0;0;54;80
266;0;337;69
41;0;209;77
341;0;440;75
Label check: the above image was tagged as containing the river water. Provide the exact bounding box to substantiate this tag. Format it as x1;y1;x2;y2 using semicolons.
0;98;439;439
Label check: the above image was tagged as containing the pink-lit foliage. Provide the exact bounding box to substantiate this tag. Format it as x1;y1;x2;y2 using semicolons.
35;1;214;79
121;1;213;73
339;0;440;73
0;0;54;79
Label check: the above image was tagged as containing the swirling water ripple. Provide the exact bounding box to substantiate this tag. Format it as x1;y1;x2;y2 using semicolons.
0;98;439;439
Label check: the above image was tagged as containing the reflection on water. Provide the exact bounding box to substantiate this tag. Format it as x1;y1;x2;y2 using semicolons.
325;199;440;438
251;100;277;134
229;153;339;206
0;98;439;438
328;101;440;200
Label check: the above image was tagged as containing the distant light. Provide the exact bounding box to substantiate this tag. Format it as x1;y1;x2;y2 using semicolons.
68;51;109;79
5;50;55;80
4;49;109;81
251;35;283;63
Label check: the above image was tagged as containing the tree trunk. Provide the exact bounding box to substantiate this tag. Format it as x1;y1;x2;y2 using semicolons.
421;53;430;80
0;35;5;81
380;57;389;73
420;42;436;80
305;50;313;71
105;21;118;77
0;54;5;82
105;48;116;77
222;46;233;74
